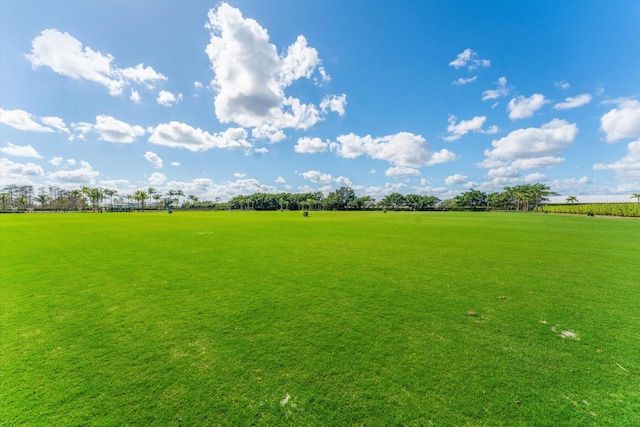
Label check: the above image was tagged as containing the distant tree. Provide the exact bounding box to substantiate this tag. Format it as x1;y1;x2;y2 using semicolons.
134;190;149;211
0;192;10;210
632;193;640;203
35;190;49;212
454;189;487;209
566;196;578;204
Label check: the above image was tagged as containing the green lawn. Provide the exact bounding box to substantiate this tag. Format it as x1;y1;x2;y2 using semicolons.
1;211;639;426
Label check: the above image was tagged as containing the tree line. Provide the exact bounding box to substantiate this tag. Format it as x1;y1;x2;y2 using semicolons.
1;183;560;213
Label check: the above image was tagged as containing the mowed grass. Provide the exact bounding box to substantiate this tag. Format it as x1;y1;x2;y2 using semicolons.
1;211;639;426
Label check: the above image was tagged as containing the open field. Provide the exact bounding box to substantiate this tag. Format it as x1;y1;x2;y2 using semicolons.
1;211;639;426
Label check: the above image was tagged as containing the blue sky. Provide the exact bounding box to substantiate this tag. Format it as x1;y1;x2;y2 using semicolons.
1;0;639;201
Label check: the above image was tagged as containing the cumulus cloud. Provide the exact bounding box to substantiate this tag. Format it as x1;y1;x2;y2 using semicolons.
507;94;549;120
144;151;163;169
41;116;70;133
333;132;456;167
205;2;334;131
25;29;166;96
482;77;509;101
554;94;591;110
385;166;420;177
600;99;640;143
294;136;329;153
0;108;53;132
449;48;490;70
194;81;203;89
234;172;246;178
444;115;489;141
0;142;42;158
48;160;98;184
302;170;333;183
130;89;141;104
511;156;565;169
320;94;347;116
484;119;577;160
593;139;640;180
452;76;477;86
251;124;286;143
445;174;467;185
254;147;269;154
275;176;286;183
94;115;145;143
148;172;167;185
49;156;64;166
171;161;181;166
0;158;45;184
148;121;250;151
157;90;183;107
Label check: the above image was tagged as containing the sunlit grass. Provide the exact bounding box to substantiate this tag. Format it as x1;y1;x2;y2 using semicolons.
1;211;639;426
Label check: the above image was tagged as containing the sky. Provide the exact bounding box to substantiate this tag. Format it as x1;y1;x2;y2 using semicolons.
1;0;639;202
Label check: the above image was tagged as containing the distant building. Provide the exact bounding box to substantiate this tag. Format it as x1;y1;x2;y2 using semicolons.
547;195;634;204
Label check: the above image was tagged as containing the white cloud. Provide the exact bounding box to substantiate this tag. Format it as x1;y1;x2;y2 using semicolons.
48;160;98;184
25;29;166;96
144;151;163;169
555;81;570;90
171;161;181;166
70;122;93;140
385;167;420;177
234;172;246;178
482;77;509;101
302;170;333;183
130;89;141;104
148;172;167;185
333;132;456;167
254;147;269;154
0;158;45;184
600;100;640;143
49;156;63;166
487;166;520;179
444;115;487;141
294;136;329;153
320;94;347;116
511;156;564;169
251;124;286;143
593;139;640;180
156;90;183;107
335;176;352;187
40;116;70;133
449;48;490;70
554;94;591;110
452;76;477;86
205;2;330;130
445;174;467;185
524;172;548;182
485;119;578;160
194;81;203;89
148;121;251;151
275;176;286;183
507;94;549;120
94;115;145;143
0;108;53;132
0;142;42;158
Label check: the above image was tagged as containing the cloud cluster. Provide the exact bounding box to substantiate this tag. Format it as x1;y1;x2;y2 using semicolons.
333;132;456;168
600;99;640;143
507;94;549;120
0;142;42;158
25;29;166;97
205;2;340;134
444;115;498;141
148;121;250;151
449;49;490;70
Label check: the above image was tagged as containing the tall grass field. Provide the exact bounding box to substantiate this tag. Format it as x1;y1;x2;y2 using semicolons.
1;211;639;426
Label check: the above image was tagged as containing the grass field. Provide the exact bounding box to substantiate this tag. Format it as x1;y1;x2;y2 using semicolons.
1;211;639;426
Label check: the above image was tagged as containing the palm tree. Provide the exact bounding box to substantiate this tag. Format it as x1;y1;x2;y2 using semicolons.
632;193;640;204
153;193;162;209
134;190;149;211
35;193;49;212
0;192;9;211
566;196;578;204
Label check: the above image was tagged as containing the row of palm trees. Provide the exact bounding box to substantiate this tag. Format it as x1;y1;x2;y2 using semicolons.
0;184;193;212
566;194;640;204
